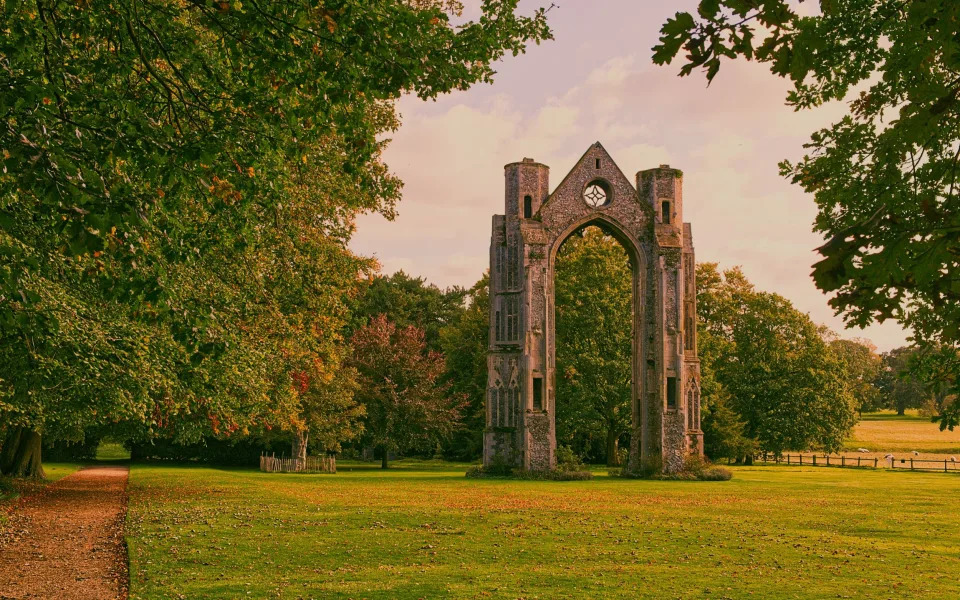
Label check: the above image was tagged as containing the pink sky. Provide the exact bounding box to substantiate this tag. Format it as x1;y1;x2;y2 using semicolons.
350;1;910;352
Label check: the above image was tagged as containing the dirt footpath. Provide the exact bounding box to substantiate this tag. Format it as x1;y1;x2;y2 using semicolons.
0;465;129;600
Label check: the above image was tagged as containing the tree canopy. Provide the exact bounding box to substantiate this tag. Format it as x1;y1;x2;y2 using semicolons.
350;314;464;468
653;0;960;428
0;0;551;476
697;263;856;457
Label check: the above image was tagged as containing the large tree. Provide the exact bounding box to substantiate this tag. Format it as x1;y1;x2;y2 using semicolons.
653;0;960;428
554;227;632;466
877;346;929;416
0;1;551;476
438;274;490;461
350;271;467;351
697;263;856;459
829;338;882;417
350;315;464;468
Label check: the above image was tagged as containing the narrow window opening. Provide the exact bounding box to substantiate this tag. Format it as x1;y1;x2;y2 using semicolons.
595;158;601;169
662;201;671;224
667;377;677;409
523;195;532;219
533;377;543;410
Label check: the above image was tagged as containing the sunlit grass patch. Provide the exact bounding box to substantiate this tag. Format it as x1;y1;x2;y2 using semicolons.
846;410;960;456
95;441;131;461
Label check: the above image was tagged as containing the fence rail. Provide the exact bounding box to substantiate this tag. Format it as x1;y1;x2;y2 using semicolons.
758;453;960;473
259;454;336;474
888;457;960;472
759;453;879;469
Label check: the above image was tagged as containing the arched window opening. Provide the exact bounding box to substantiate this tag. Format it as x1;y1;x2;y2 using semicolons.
523;195;532;218
662;200;671;224
555;224;634;466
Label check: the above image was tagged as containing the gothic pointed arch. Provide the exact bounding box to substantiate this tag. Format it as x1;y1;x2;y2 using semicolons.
484;142;702;473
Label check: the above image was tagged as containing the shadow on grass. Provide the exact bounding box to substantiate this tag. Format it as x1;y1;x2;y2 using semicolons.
860;410;930;422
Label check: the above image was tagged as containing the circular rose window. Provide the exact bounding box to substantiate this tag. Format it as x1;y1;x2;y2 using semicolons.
583;181;610;208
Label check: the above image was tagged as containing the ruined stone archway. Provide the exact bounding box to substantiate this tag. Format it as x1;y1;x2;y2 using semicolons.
484;142;702;473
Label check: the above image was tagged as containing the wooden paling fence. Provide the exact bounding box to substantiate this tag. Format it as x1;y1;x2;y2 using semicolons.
259;453;336;474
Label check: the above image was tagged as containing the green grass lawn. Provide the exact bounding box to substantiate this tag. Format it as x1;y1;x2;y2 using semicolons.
126;460;960;599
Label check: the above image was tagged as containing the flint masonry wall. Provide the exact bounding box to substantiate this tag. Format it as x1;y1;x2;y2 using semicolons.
484;142;702;474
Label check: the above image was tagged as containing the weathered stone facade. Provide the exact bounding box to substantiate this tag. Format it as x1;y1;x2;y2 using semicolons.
484;143;702;474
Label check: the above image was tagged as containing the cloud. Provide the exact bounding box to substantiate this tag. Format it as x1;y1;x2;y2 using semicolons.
350;2;909;351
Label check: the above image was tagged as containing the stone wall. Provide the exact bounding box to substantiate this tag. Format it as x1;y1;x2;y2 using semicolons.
484;142;701;474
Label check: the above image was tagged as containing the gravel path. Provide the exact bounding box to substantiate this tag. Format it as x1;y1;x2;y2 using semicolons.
0;465;129;599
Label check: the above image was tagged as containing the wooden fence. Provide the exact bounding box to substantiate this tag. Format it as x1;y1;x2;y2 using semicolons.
888;457;960;472
259;453;336;474
758;453;879;469
758;453;960;473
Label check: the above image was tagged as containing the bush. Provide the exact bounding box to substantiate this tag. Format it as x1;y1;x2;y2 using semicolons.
618;455;662;479
43;435;102;461
616;454;733;481
511;468;593;481
699;466;733;481
130;435;293;465
464;447;594;481
556;445;586;472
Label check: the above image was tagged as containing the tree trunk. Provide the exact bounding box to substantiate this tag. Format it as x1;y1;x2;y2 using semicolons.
292;430;308;471
1;427;24;473
1;428;45;479
605;429;620;467
380;444;389;469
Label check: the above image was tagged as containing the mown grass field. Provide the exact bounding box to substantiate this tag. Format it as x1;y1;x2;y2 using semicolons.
126;459;960;600
847;410;960;455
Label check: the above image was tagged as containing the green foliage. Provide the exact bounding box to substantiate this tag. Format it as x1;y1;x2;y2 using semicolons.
697;263;856;456
465;445;593;480
351;271;468;351
0;1;551;454
652;0;960;430
555;444;586;472
701;387;754;462
130;435;293;466
876;346;928;416
438;274;490;460
554;227;632;466
698;465;734;481
43;436;101;462
905;345;960;426
829;338;882;415
619;454;732;481
351;315;465;467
